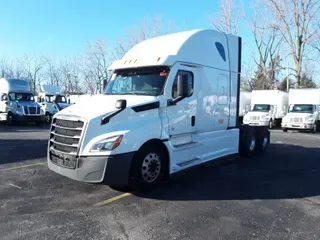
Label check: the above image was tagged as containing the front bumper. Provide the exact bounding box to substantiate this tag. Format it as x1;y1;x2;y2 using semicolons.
243;120;269;126
13;113;45;122
281;122;313;130
48;151;136;185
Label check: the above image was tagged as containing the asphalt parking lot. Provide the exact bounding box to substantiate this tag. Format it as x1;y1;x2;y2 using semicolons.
1;124;320;240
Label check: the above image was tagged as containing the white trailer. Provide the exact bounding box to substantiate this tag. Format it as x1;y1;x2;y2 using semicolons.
281;88;320;133
37;84;70;123
243;90;288;128
47;29;270;189
239;91;252;123
0;78;44;124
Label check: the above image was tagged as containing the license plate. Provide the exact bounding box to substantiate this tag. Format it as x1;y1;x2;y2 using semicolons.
51;153;77;169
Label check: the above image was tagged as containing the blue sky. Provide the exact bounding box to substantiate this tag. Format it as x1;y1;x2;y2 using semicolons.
0;0;254;60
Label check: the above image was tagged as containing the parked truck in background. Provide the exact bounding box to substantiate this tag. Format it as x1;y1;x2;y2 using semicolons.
47;29;270;189
0;78;44;125
37;84;70;123
281;88;320;133
243;90;288;129
239;91;252;124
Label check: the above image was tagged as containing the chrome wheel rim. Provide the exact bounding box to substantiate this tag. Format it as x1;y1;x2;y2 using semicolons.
141;153;161;183
45;114;51;123
262;137;268;148
8;115;12;124
249;137;256;151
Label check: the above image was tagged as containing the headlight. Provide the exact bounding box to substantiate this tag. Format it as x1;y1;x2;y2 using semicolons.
16;110;23;115
262;115;269;120
306;117;313;123
90;135;123;152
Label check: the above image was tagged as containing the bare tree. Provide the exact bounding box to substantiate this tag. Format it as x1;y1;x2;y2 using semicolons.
249;0;283;89
265;0;320;87
19;54;48;93
83;38;110;93
209;0;244;35
46;56;63;86
0;56;12;78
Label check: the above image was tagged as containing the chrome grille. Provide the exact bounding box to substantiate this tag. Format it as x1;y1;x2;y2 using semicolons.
291;117;303;123
50;117;84;155
29;107;36;114
23;106;41;115
250;116;260;121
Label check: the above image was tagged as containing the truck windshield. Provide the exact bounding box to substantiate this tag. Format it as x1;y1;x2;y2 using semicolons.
9;92;34;102
289;104;313;113
46;95;67;103
251;104;271;112
105;67;169;96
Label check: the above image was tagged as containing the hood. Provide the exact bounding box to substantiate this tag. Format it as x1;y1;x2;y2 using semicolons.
285;112;313;119
57;102;70;109
245;111;269;117
16;101;40;108
55;94;157;120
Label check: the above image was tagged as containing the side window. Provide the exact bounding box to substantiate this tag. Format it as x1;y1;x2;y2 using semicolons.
215;42;226;62
1;94;8;101
172;70;194;99
9;93;15;101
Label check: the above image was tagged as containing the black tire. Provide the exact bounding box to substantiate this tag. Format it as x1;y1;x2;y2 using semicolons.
282;128;288;132
45;112;52;124
239;125;256;157
130;142;168;190
7;112;14;125
311;123;317;134
255;127;270;153
268;120;274;129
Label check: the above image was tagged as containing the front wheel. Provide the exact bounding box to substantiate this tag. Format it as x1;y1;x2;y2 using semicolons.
268;120;274;129
45;112;52;124
130;142;168;190
7;112;14;125
282;128;288;132
311;123;317;134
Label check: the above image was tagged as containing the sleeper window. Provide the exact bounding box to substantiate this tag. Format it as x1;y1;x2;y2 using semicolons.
172;70;194;99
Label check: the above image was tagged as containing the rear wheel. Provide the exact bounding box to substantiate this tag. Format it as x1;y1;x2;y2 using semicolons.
256;127;270;153
130;142;168;190
239;126;256;157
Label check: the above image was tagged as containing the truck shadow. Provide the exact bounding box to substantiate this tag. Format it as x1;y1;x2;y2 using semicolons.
0;139;48;164
0;123;50;132
134;143;320;201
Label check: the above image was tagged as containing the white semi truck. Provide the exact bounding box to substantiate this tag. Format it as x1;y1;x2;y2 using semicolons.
281;88;320;133
243;90;288;129
0;78;45;124
239;91;252;123
37;84;70;123
47;29;270;188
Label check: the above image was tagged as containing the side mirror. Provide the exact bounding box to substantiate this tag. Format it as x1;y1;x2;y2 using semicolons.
103;79;108;90
115;99;126;110
177;74;189;98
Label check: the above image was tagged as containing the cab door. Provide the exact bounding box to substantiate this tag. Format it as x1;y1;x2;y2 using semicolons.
164;64;200;170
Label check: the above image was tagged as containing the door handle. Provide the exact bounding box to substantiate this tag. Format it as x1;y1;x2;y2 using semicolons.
191;116;195;126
